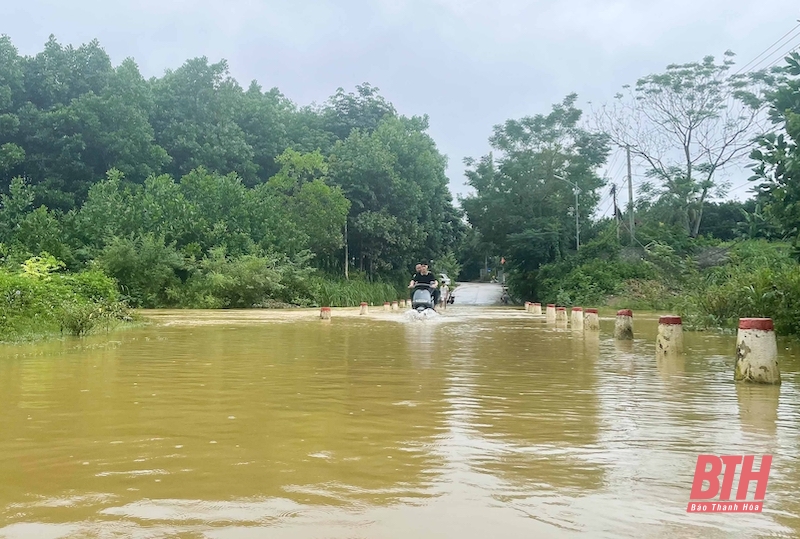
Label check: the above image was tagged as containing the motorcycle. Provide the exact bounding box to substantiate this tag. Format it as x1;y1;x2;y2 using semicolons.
410;283;437;312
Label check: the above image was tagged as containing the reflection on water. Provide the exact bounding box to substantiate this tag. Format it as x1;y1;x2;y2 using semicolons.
737;384;780;436
1;306;800;538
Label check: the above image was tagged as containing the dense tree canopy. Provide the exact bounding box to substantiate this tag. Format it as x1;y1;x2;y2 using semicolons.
0;34;464;296
461;94;610;273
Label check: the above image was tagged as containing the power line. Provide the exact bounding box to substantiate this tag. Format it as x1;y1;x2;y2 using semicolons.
733;21;800;75
765;35;800;69
764;39;800;70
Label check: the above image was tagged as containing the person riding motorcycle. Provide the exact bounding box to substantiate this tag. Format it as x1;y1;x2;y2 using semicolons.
408;263;440;307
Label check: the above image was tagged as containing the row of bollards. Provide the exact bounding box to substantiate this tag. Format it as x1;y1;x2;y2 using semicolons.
321;298;414;319
526;301;781;385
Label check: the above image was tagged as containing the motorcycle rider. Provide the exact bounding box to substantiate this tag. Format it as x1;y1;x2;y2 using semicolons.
408;263;440;306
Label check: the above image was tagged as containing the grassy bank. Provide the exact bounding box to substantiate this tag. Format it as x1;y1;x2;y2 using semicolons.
0;252;408;342
509;239;800;337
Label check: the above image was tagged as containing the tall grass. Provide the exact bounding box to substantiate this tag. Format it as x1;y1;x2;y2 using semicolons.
312;278;405;307
674;241;800;335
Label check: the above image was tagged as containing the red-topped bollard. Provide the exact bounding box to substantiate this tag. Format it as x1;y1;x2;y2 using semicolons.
320;306;331;320
584;308;600;331
384;302;390;312
546;304;556;322
556;306;568;323
571;307;584;329
391;301;399;311
614;309;633;340
525;301;531;312
532;302;542;315
735;318;780;384
656;315;683;357
359;302;368;315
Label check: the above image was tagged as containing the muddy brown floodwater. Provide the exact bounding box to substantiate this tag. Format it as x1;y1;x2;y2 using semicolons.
1;306;800;538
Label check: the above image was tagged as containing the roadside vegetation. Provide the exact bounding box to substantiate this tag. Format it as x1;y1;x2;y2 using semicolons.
460;51;800;337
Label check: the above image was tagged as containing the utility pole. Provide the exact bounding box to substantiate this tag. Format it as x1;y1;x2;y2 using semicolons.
574;186;580;251
611;184;619;240
626;145;635;243
553;173;579;251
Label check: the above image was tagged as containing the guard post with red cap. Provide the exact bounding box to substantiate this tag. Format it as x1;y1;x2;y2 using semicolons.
735;318;780;384
614;309;633;340
571;307;584;329
584;308;600;331
656;315;683;357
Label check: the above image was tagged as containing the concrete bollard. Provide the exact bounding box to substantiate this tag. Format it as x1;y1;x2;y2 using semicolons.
656;316;683;357
614;309;634;340
402;299;408;308
556;306;568;323
584;308;600;331
525;301;531;312
359;302;368;315
384;302;390;312
320;307;331;320
391;301;399;311
532;303;542;315
546;304;556;322
571;307;584;329
735;318;780;385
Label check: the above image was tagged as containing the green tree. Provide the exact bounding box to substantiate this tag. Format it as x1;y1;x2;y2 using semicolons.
150;57;256;181
750;52;800;254
462;94;609;274
597;52;770;237
329;115;461;277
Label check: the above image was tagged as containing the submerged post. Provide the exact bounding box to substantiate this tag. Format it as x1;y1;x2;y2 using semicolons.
360;302;368;315
614;309;633;340
656;316;683;357
584;308;600;331
391;301;399;311
532;303;542;315
546;304;556;322
571;307;584;329
525;301;531;312
735;318;780;385
556;306;568;323
384;302;390;312
320;307;332;320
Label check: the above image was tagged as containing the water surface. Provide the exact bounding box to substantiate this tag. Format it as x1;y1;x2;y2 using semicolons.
1;307;799;538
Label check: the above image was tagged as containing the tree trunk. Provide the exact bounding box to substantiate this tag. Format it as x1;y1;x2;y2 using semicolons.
690;187;709;238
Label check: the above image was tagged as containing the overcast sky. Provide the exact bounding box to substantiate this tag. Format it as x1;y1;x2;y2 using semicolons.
5;0;800;214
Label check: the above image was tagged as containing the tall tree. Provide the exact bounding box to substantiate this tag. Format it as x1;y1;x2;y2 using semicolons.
596;52;770;237
328;115;461;277
462;94;609;272
150;57;256;182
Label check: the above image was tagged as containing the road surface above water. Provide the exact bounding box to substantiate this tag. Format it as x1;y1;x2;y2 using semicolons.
450;281;504;305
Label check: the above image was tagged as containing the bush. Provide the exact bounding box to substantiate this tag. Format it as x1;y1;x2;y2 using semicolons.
176;249;284;308
97;234;184;307
0;255;130;340
677;241;800;335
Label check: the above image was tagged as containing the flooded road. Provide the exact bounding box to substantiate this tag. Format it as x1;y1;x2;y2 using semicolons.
1;306;800;538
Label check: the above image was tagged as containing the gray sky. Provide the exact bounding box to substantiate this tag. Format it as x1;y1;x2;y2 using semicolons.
5;0;800;214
